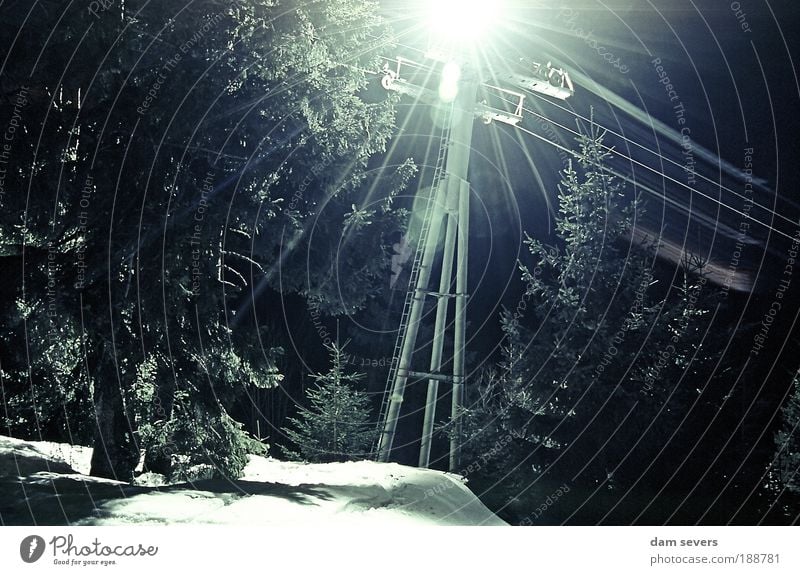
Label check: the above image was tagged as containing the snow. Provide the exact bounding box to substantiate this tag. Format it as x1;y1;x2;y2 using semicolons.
0;435;93;477
0;435;506;526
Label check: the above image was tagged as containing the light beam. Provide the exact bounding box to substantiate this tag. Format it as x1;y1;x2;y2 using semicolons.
423;0;507;44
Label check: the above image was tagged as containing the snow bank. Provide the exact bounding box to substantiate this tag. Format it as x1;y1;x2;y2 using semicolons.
0;435;91;477
0;436;505;526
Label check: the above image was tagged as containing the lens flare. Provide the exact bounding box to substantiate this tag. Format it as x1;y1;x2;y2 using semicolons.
424;0;506;43
438;61;461;102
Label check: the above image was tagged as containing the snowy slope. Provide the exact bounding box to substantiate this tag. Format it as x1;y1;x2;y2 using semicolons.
0;436;505;526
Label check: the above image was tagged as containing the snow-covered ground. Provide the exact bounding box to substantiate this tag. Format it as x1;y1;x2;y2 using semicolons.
0;435;505;526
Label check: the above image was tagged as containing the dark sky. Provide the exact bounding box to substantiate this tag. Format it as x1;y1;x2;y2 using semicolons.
365;0;800;379
377;0;799;286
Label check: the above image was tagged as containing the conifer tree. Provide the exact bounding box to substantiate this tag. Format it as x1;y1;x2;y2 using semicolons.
774;374;800;494
0;0;407;480
457;123;723;490
282;343;376;462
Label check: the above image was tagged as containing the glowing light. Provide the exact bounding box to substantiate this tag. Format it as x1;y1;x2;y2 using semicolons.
438;61;461;102
424;0;506;43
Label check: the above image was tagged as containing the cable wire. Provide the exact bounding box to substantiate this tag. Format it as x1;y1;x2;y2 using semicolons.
481;88;797;243
511;118;796;243
522;91;796;229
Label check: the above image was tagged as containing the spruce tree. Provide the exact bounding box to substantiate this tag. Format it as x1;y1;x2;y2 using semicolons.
0;0;407;480
282;343;376;462
774;373;800;494
458;123;723;491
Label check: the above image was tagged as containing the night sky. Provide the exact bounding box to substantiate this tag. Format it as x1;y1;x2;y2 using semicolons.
372;0;800;335
359;0;800;473
0;0;798;531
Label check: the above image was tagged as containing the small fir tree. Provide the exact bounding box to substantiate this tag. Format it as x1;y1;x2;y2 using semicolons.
774;373;800;494
282;343;376;462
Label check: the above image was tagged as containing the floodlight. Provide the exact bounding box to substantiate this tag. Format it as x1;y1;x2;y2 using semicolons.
423;0;506;43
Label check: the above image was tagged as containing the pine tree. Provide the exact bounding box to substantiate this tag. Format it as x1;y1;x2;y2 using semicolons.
0;0;408;480
458;123;723;490
282;343;377;462
774;373;800;494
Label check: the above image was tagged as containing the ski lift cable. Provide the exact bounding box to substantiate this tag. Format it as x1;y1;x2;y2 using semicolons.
521;91;795;228
369;36;792;227
511;121;796;243
487;89;792;232
518;107;793;236
483;89;795;241
354;35;795;241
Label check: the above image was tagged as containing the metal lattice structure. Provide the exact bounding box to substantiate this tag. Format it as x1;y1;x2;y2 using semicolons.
375;52;574;471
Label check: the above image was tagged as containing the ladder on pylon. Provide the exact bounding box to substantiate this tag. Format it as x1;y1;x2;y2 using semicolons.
373;111;453;453
372;51;574;467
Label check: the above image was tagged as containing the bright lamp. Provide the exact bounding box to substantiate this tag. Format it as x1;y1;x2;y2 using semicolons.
424;0;506;43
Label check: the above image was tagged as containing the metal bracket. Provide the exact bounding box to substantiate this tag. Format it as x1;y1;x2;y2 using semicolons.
475;84;525;126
